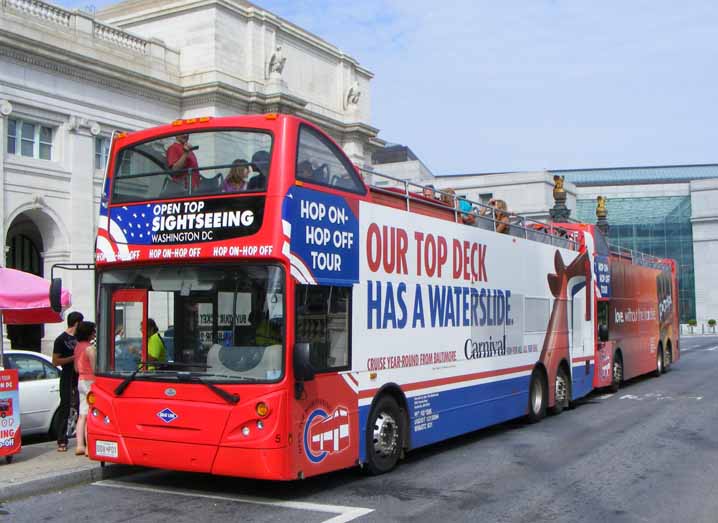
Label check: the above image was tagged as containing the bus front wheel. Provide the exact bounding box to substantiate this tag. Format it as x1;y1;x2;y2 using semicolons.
527;369;547;423
364;395;404;475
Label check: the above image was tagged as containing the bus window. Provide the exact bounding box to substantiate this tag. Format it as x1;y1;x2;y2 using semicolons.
598;301;609;341
98;264;285;382
296;285;351;372
111;130;272;203
296;125;366;194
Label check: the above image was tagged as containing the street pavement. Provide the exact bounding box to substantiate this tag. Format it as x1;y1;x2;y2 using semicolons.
2;335;717;523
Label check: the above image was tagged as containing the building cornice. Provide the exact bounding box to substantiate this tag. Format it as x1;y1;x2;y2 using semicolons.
0;40;182;107
98;0;374;78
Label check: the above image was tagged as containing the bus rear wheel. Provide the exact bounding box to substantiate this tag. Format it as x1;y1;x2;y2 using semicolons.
654;345;664;377
609;353;623;393
664;343;673;371
549;366;570;415
364;395;404;475
527;369;547;423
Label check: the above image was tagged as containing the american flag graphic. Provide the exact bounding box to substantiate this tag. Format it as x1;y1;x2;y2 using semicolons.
97;202;155;262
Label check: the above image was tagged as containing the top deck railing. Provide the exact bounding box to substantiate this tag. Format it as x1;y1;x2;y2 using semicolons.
608;243;671;272
361;169;579;251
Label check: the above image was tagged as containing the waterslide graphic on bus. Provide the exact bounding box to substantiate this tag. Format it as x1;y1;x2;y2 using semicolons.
351;200;593;451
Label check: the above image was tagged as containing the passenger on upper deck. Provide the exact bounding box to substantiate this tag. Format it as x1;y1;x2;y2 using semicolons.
297;160;314;181
479;198;510;234
223;159;250;192
247;150;269;190
166;134;201;192
422;184;436;199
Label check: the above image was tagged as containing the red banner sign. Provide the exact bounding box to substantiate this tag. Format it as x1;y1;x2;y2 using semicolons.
0;369;21;458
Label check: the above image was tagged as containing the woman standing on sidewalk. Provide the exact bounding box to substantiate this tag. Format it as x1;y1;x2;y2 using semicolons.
73;321;96;456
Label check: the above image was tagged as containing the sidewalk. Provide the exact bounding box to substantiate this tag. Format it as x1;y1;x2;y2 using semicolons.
0;439;137;501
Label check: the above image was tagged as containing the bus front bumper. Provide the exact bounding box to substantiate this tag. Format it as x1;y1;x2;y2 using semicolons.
88;434;292;480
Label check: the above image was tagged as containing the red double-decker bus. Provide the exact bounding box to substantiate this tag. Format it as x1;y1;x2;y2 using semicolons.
87;114;679;480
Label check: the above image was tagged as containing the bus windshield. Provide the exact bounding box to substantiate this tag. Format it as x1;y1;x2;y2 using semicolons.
98;264;284;383
111;130;273;203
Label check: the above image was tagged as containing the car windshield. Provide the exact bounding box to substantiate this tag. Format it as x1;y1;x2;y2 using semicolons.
97;264;284;383
111;130;273;203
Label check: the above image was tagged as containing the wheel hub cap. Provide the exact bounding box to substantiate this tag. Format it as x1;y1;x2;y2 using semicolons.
372;412;398;457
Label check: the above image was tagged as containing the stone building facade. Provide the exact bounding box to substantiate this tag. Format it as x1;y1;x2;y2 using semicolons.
0;0;380;351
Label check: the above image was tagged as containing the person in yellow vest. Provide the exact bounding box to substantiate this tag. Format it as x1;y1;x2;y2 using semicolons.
146;318;167;370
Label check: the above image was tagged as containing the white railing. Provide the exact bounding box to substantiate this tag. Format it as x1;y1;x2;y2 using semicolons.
5;0;71;27
608;243;670;271
4;0;150;55
93;21;148;54
362;168;579;251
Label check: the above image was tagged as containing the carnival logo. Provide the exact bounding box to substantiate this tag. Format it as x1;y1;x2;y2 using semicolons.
157;407;178;424
303;407;350;463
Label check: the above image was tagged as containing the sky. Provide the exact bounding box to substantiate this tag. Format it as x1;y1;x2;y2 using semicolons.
56;0;718;174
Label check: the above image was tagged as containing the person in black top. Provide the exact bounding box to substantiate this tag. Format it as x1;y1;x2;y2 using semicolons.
247;150;269;190
52;311;83;452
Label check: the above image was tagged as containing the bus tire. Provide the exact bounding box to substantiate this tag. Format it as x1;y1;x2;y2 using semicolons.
549;365;570;415
527;369;547;423
654;344;664;377
664;342;673;371
364;395;404;475
609;352;623;393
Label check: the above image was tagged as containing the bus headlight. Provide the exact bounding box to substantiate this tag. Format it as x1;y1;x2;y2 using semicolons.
242;426;250;437
256;420;264;430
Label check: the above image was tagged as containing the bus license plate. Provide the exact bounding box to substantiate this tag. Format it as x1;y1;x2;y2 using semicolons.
95;440;118;458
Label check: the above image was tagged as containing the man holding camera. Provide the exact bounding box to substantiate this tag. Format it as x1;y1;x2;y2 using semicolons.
166;134;200;192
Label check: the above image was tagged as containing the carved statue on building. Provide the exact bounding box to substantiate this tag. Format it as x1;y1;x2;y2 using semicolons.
345;81;361;110
267;45;287;80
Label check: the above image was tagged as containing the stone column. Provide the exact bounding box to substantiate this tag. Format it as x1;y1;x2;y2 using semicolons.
0;100;12;263
0;101;7;351
67;116;101;321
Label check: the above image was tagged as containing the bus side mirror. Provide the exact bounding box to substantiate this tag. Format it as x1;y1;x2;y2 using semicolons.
293;342;315;382
598;324;609;342
50;278;63;313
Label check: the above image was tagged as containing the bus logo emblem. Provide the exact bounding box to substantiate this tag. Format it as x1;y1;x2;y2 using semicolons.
157;408;178;424
303;407;350;463
164;388;177;397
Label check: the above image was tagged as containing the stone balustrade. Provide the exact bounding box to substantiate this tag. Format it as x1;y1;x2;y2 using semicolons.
93;21;148;54
3;0;159;56
5;0;71;27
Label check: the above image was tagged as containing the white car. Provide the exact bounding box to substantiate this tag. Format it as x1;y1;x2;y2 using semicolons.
1;349;62;437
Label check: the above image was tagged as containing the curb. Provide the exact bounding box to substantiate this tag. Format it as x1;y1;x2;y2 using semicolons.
0;463;141;502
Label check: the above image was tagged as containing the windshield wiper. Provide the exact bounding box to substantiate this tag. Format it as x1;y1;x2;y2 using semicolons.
113;361;184;396
114;369;139;396
176;372;240;405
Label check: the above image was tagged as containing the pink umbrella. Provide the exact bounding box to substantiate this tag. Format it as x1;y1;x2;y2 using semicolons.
0;268;71;324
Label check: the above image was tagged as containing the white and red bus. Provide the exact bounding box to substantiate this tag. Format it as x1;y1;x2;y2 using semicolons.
88;114;678;479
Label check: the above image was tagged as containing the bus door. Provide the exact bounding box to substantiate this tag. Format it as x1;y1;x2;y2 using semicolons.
111;289;147;371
